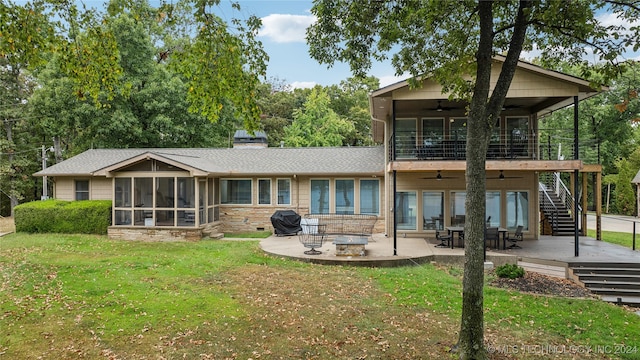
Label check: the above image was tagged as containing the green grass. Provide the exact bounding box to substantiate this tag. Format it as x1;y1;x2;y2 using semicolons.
1;233;639;359
223;230;273;238
588;229;640;249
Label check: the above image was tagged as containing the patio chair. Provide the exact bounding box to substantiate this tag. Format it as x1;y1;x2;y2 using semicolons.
485;227;500;249
507;225;523;249
435;230;452;248
299;224;327;255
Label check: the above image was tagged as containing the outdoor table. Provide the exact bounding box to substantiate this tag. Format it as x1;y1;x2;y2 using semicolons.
446;226;465;249
446;226;509;249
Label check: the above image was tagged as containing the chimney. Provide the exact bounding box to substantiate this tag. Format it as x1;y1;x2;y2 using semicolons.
233;130;268;149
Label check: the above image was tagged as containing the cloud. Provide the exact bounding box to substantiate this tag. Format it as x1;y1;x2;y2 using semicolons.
289;81;317;89
259;14;316;43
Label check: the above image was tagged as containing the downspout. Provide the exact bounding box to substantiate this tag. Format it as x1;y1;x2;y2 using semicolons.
369;95;389;239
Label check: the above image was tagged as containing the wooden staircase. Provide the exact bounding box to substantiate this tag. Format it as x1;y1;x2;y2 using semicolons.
570;262;640;307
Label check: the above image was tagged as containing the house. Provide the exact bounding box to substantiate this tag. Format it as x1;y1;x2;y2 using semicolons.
35;145;385;241
369;55;605;241
35;57;604;242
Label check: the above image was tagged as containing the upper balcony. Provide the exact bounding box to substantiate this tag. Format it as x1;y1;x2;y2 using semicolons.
389;128;599;163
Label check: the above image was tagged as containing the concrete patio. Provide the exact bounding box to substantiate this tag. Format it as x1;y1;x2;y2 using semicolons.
260;233;639;271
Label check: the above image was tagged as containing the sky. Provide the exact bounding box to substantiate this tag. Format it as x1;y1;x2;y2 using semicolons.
222;0;640;90
221;0;401;89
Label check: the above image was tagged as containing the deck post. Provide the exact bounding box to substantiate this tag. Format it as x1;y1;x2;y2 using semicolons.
581;172;588;236
393;169;397;256
596;170;602;241
574;95;580;257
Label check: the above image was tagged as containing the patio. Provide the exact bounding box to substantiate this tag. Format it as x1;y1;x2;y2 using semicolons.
260;233;639;270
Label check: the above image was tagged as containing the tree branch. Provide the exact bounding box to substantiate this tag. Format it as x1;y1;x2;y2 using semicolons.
604;0;640;13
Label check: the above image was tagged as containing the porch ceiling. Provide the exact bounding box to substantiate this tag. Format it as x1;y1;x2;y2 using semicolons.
388;159;587;173
371;95;592;121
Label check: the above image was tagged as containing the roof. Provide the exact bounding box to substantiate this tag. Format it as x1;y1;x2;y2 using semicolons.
370;55;605;99
632;169;640;184
234;130;267;140
34;146;386;177
369;55;607;123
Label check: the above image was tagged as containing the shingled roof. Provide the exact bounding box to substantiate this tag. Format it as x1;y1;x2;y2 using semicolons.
35;146;385;177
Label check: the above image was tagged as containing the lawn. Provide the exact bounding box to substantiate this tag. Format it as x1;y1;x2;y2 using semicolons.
588;229;639;250
0;233;639;359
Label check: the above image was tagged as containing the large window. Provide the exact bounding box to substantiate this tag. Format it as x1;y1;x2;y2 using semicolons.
450;118;467;139
277;179;291;205
114;169;214;228
221;179;252;204
75;180;89;200
177;178;195;208
422;192;444;230
506;117;529;157
506;191;529;231
450;191;466;226
360;179;379;215
486;191;501;227
258;179;271;205
422;118;444;143
115;178;131;207
396;118;417;158
114;178;131;225
335;179;354;214
396;191;417;230
310;179;329;214
156;177;174;207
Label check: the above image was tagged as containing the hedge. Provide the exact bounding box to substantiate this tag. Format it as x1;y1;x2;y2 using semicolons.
14;200;112;235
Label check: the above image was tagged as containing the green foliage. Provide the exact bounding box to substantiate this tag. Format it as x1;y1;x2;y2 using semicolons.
494;263;525;279
283;87;355;147
14;199;112;234
614;158;636;215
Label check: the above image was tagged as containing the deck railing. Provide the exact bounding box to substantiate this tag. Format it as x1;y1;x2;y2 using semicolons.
539;183;559;234
388;128;599;163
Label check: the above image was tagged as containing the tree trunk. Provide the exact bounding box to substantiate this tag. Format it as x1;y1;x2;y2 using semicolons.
457;2;531;359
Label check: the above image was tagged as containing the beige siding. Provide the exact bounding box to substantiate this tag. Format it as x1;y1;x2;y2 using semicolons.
500;66;578;98
91;178;112;200
54;177;74;201
52;177;111;201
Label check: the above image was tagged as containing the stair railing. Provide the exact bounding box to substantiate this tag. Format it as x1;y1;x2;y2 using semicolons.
539;183;559;234
552;172;582;220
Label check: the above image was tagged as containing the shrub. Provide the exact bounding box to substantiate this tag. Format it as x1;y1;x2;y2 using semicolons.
495;263;525;279
14;200;112;234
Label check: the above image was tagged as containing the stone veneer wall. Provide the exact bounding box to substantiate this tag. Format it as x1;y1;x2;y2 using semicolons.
108;226;203;242
219;207;308;233
219;206;386;234
108;222;223;242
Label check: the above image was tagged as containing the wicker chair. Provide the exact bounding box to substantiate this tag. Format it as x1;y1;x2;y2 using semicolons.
299;224;327;255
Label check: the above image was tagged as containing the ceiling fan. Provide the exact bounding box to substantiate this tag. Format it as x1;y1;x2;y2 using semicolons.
420;170;457;180
426;100;455;112
487;170;522;180
501;104;523;111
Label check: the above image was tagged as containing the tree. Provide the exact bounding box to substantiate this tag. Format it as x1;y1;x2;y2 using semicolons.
0;1;55;215
325;76;380;146
307;1;639;358
283;87;355;147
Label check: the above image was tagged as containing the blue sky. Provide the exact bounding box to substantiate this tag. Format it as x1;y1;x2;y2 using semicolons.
222;0;400;89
